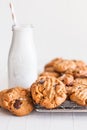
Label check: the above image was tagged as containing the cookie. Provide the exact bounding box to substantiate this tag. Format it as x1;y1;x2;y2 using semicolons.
70;83;87;106
65;60;87;78
73;66;87;78
0;87;34;116
54;60;76;73
31;76;67;109
57;73;74;98
44;58;62;72
39;71;60;78
74;78;87;85
73;60;86;67
58;73;74;86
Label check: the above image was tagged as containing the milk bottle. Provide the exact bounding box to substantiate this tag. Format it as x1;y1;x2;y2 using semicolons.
8;25;37;88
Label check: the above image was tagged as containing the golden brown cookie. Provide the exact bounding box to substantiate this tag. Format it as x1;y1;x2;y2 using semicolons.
44;58;62;72
58;73;74;86
65;60;87;78
73;66;87;78
73;60;86;67
31;76;67;109
54;60;76;73
57;73;74;97
39;71;60;78
74;78;87;85
65;86;73;97
0;87;34;116
70;83;87;106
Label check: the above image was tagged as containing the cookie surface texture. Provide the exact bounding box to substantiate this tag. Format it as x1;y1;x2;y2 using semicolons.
31;76;67;109
70;83;87;106
0;87;34;116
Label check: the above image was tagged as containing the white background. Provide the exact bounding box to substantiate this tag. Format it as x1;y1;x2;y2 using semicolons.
0;0;87;130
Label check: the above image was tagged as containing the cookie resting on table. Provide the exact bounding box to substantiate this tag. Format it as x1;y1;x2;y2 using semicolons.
31;76;67;109
0;87;34;116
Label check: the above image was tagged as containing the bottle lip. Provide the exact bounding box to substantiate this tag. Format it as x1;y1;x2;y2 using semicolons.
12;24;33;31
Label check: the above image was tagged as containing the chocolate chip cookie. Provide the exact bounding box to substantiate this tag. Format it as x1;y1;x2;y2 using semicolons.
54;59;76;73
39;71;60;78
0;87;34;116
44;58;62;72
74;78;87;85
58;73;74;86
73;60;86;67
70;83;87;106
31;76;67;109
73;66;87;78
65;60;87;78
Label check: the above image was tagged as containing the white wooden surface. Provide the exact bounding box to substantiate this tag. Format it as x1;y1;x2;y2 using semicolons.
0;0;87;129
0;107;87;130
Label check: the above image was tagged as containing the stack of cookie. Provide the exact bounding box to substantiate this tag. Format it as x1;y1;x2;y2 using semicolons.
31;58;87;108
1;58;87;116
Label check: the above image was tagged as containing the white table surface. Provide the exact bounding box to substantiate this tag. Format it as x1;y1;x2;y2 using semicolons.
0;107;87;130
1;0;87;129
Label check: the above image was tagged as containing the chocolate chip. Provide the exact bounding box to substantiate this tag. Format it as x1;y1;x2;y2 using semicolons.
13;99;22;109
76;71;80;74
60;73;64;76
85;99;87;104
39;79;45;84
53;84;58;87
73;60;76;62
78;87;81;89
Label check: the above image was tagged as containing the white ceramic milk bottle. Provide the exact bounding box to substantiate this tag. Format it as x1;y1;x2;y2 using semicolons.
8;25;37;88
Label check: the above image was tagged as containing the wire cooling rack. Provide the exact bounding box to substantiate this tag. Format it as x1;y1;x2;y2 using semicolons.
35;100;87;112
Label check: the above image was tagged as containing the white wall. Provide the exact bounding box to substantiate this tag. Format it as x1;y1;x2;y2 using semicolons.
0;0;87;89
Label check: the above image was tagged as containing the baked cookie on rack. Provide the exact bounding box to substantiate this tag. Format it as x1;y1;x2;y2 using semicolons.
54;59;76;73
74;78;87;85
58;73;74;86
65;60;87;78
73;60;86;68
69;83;87;106
0;87;34;116
39;71;60;78
73;66;87;78
44;58;63;72
31;76;67;109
